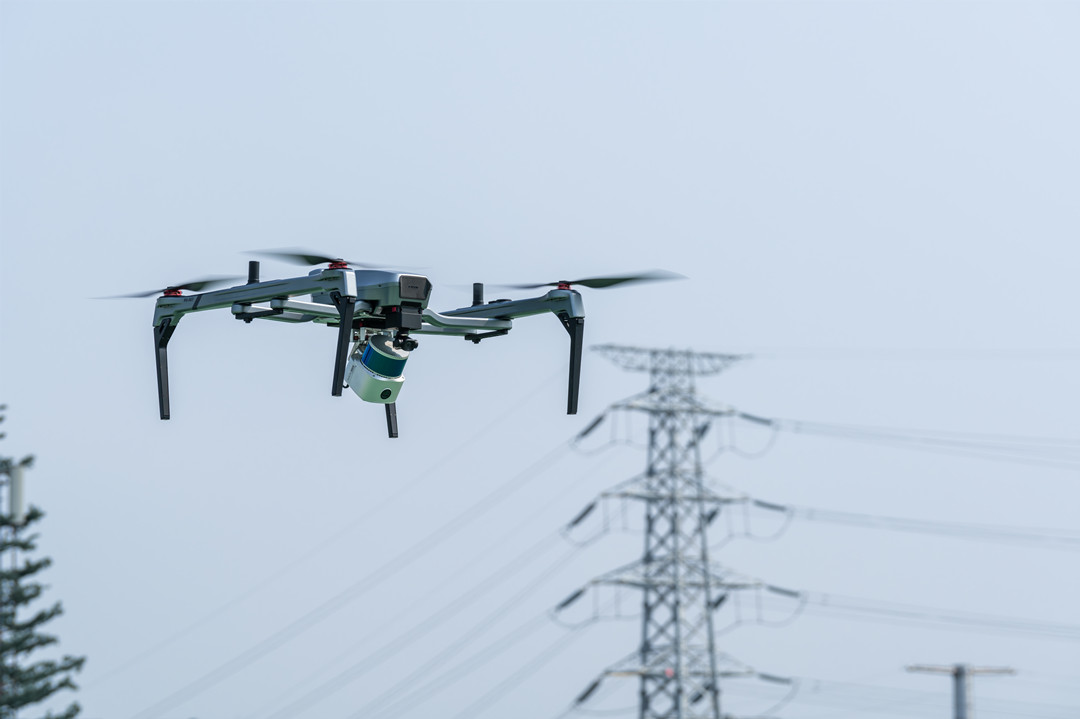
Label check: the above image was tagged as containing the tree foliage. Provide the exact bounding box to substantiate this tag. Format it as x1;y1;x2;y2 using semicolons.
1;493;86;719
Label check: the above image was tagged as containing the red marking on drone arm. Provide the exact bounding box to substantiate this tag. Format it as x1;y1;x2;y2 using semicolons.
163;289;183;296
557;282;572;290
329;261;350;269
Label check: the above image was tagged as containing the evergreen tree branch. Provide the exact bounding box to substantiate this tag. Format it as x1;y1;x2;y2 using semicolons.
0;497;85;717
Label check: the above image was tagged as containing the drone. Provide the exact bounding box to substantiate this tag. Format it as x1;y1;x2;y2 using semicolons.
112;250;681;437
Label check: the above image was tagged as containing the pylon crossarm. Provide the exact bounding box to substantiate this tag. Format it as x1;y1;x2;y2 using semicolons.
598;578;758;591
590;569;763;592
600;488;746;505
593;344;748;375
703;562;767;585
715;580;766;592
612;397;735;416
604;668;747;680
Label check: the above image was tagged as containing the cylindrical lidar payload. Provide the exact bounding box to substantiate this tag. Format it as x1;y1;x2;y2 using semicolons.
10;464;26;527
345;334;410;404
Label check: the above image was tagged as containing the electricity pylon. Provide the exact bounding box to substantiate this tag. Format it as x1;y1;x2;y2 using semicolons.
907;664;1015;719
561;345;786;719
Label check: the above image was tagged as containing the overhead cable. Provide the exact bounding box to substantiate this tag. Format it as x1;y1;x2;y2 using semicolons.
337;545;582;719
268;449;620;718
265;536;568;719
761;587;1080;642
128;440;573;719
745;497;1080;550
91;370;564;693
736;412;1080;470
362;611;553;718
445;622;594;719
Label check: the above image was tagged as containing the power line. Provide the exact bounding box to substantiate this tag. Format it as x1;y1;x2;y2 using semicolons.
736;412;1080;471
352;546;581;719
264;532;560;719
774;676;1080;719
374;591;643;719
270;540;578;719
368;611;553;718
576;491;1080;553
261;448;618;718
749;498;1080;550
746;347;1080;361
445;620;594;719
89;370;564;692
128;439;573;719
582;406;1080;471
759;588;1080;642
1009;671;1080;694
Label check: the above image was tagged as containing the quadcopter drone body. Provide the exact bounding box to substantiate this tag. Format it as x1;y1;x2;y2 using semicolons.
146;255;642;437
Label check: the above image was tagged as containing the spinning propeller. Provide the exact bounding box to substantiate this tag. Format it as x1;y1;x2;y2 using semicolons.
97;276;243;298
248;248;390;269
498;270;684;291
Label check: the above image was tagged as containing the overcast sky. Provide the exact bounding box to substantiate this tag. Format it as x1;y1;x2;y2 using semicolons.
2;1;1079;717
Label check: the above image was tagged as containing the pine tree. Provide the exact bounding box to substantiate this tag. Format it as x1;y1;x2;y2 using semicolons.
1;454;86;719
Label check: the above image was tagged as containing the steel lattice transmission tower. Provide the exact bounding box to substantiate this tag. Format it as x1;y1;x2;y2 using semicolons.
564;345;772;719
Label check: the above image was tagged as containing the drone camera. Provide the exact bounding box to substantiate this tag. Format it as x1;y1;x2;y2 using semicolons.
394;333;419;351
345;334;409;404
398;275;432;302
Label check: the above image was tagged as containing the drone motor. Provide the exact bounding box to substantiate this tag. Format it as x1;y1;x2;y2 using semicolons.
345;333;409;404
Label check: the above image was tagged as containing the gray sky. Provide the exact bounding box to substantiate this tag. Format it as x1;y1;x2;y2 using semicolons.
2;1;1079;717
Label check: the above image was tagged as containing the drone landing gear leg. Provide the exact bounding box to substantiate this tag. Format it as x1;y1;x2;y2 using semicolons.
330;295;356;397
154;319;178;420
385;403;399;439
558;314;584;415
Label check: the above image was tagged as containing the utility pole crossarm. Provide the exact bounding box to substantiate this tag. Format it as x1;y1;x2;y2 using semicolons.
969;667;1017;675
907;663;1015;719
907;664;958;674
907;664;1015;675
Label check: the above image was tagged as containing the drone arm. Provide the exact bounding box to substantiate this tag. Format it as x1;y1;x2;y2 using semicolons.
440;289;586;414
152;271;359;328
440;288;584;322
417;309;512;335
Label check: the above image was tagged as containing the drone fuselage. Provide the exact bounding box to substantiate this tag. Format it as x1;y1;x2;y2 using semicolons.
307;269;432;317
150;265;586;435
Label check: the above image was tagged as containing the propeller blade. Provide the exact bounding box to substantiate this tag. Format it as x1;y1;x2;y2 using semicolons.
98;290;172;299
569;270;686;289
95;275;243;299
171;276;244;292
501;270;685;290
248;248;387;269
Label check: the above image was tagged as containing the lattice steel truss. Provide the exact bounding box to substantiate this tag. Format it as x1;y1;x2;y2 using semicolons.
576;346;749;718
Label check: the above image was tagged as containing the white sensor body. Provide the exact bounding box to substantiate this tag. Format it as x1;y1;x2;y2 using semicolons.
345;334;408;404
